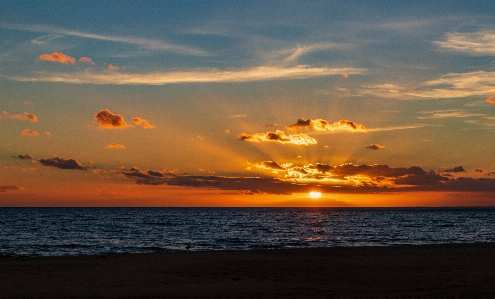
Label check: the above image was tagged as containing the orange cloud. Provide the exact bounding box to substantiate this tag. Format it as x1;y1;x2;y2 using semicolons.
238;130;317;145
286;118;366;132
107;64;119;71
105;143;126;149
79;56;95;65
132;117;156;129
487;97;495;104
3;111;38;122
39;52;75;64
366;144;385;150
94;109;128;129
342;73;349;79
21;129;39;136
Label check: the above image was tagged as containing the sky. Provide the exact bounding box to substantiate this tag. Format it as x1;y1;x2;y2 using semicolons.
2;1;495;207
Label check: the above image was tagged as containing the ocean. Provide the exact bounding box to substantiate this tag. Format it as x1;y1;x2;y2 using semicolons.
1;207;494;257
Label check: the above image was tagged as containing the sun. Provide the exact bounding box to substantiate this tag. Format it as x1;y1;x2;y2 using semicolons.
309;191;322;199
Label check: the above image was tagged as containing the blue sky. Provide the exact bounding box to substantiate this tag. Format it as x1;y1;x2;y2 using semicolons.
2;1;495;206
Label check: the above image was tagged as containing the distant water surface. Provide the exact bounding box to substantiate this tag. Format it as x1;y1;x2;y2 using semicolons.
1;207;494;256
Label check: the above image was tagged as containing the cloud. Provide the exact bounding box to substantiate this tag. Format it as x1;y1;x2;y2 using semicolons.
16;154;34;159
286;118;366;132
417;109;484;119
443;166;466;173
132;117;155;129
3;111;38;122
3;23;208;56
94;109;129;129
408;71;495;99
105;143;126;149
487;97;495;104
107;64;119;71
238;130;317;145
118;160;495;194
78;57;95;65
39;157;86;170
21;129;39;136
0;186;22;193
434;31;495;55
8;66;366;85
38;52;76;64
366;144;385;150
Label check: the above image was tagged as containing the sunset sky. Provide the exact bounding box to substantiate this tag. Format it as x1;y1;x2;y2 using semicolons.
2;1;495;206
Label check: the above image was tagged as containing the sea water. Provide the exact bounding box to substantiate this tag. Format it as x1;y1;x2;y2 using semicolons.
1;207;494;256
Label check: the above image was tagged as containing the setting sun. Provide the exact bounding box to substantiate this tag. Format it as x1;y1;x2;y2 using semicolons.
309;192;322;199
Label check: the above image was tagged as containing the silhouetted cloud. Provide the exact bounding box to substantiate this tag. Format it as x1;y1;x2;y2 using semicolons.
286;118;366;132
238;130;317;145
366;144;385;150
119;160;495;194
132;117;155;129
94;109;128;129
21;129;39;136
79;57;95;65
105;143;126;149
3;111;38;122
39;52;75;64
443;166;466;173
39;157;86;170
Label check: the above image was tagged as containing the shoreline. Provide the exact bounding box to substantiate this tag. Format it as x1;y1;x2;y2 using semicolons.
2;243;495;298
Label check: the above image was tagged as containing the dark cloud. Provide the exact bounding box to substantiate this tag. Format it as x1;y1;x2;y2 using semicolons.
0;186;22;193
120;161;495;194
94;109;128;129
286;118;366;132
39;157;86;170
443;166;466;172
16;154;34;160
366;144;385;150
238;130;317;145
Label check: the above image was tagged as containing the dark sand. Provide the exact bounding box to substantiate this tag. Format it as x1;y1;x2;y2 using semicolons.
2;243;495;298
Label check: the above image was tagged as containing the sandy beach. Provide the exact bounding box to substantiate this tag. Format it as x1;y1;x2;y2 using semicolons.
2;243;495;298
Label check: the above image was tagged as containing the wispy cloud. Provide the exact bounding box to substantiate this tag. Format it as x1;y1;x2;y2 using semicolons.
132;117;155;129
21;129;39;136
238;130;317;145
7;65;365;85
435;31;495;55
409;71;495;99
3;111;38;122
0;186;23;193
417;109;485;119
78;57;95;65
105;143;126;149
2;23;209;56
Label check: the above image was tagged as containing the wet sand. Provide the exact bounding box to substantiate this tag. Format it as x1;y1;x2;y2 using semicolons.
2;243;495;298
